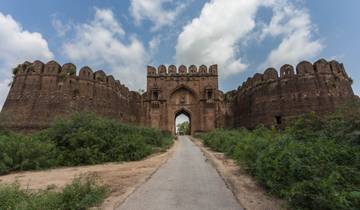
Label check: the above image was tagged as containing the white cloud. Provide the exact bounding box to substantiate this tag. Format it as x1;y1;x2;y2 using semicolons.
130;0;187;31
176;0;261;78
51;16;72;37
0;12;53;108
176;0;322;78
63;8;148;90
260;1;323;69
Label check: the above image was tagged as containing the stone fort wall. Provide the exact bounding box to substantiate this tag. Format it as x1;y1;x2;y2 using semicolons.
143;64;226;133
2;60;142;131
230;59;355;128
0;58;356;131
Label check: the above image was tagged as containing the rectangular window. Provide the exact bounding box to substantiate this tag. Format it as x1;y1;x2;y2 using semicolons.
207;90;212;99
153;91;159;100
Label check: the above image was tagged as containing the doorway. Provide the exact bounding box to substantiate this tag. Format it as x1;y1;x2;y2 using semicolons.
175;110;191;135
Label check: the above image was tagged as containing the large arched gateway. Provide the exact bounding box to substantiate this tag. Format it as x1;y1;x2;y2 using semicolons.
141;64;228;134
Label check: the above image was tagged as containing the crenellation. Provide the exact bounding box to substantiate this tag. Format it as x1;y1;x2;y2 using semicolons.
61;63;77;77
199;65;207;74
252;73;263;86
146;65;219;76
79;66;94;79
189;65;197;74
179;65;187;74
44;60;61;75
280;64;295;78
314;58;332;74
1;58;355;132
158;65;167;75
168;65;177;74
209;64;218;75
232;59;355;129
263;68;278;81
94;70;107;82
32;60;45;74
1;60;140;131
296;61;314;75
147;66;156;76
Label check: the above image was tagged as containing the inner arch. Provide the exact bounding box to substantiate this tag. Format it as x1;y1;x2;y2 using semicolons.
175;110;191;135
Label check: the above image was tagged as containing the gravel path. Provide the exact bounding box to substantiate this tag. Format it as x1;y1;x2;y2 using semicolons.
117;135;242;210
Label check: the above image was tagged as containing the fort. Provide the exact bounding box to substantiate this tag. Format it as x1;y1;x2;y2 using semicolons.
0;59;355;133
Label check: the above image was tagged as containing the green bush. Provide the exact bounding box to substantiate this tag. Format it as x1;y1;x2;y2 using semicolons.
0;133;57;175
197;104;360;210
0;112;173;174
0;175;107;210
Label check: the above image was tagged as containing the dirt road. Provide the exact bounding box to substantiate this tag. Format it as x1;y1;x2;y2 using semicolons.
117;135;242;210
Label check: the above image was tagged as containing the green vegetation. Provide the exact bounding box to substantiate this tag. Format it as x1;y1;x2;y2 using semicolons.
0;175;107;210
177;121;190;135
197;103;360;210
0;112;173;175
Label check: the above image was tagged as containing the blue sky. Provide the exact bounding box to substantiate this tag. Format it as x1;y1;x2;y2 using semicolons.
0;0;359;110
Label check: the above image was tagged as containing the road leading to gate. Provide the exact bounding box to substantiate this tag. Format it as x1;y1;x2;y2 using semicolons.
117;136;242;210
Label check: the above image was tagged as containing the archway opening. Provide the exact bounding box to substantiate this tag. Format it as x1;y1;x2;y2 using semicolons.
175;111;191;135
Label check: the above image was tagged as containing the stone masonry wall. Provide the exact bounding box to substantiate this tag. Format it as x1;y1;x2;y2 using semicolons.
230;59;355;129
1;60;141;131
0;58;356;132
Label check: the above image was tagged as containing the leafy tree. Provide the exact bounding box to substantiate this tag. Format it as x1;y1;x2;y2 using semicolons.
177;121;190;135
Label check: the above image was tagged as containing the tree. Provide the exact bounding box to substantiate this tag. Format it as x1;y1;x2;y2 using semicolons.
177;121;190;135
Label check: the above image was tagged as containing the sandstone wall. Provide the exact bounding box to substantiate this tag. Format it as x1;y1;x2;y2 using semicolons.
143;64;227;134
230;59;355;129
2;60;141;131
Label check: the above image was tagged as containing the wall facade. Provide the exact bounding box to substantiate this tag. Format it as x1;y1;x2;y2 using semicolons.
142;64;227;134
0;58;355;132
230;59;355;128
2;60;141;131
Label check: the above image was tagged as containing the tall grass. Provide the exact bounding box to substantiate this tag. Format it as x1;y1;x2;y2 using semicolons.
198;103;360;210
0;112;173;175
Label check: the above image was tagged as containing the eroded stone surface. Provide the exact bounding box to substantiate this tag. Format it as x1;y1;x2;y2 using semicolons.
1;59;355;132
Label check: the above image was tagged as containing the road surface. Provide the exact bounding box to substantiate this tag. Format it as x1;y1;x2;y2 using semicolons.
117;136;242;210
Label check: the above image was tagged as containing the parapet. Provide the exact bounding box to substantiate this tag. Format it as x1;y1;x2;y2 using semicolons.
146;64;218;76
238;59;351;94
11;60;133;94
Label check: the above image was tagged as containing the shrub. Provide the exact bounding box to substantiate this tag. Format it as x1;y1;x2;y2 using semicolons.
0;112;173;174
0;133;57;175
0;175;107;210
198;104;360;210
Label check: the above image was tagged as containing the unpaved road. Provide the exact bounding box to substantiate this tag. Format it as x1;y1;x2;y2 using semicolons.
117;135;242;210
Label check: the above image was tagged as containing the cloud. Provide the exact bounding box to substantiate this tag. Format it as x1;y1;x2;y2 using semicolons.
130;0;187;31
0;12;53;108
51;16;72;37
176;0;322;78
62;8;148;90
260;1;323;69
176;0;261;78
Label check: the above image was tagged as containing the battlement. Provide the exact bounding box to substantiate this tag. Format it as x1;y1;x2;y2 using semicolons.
1;58;355;132
12;60;135;93
232;58;355;129
3;60;142;131
147;64;218;76
237;59;351;94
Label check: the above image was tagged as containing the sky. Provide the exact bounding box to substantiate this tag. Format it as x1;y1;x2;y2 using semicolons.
0;0;359;115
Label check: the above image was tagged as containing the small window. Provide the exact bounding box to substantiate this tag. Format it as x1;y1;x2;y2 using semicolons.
275;116;282;125
207;90;213;99
153;91;159;100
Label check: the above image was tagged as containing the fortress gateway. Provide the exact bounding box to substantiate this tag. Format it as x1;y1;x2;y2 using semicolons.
1;59;355;134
